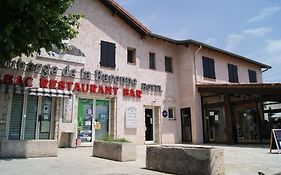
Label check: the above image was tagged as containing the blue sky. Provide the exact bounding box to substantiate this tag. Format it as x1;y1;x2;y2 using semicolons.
115;0;281;82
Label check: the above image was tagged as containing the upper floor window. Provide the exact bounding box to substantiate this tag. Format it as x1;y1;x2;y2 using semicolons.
100;41;116;68
165;56;173;73
168;107;176;120
202;57;216;79
149;52;156;70
228;63;239;83
127;48;136;64
248;69;257;83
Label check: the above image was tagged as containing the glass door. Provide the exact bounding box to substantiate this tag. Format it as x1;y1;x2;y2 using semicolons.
95;100;109;140
236;108;260;143
77;99;94;144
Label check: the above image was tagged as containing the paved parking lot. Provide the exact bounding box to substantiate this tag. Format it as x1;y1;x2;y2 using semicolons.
0;144;281;175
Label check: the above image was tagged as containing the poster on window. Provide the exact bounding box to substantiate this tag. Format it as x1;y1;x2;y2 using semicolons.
126;107;138;128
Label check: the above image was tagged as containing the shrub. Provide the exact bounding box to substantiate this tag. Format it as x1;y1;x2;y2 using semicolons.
100;134;130;143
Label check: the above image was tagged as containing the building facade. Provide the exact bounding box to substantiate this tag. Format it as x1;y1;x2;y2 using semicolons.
0;0;279;157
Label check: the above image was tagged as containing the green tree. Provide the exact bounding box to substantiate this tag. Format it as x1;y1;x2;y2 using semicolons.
0;0;82;63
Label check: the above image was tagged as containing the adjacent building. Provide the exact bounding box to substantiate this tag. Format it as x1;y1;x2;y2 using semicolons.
1;0;280;157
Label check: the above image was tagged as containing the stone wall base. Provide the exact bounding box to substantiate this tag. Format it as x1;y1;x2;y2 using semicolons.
0;140;57;158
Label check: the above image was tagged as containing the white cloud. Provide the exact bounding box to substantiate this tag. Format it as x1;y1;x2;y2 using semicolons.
247;6;281;23
261;39;281;82
266;39;281;54
225;33;243;51
205;38;216;45
243;27;272;37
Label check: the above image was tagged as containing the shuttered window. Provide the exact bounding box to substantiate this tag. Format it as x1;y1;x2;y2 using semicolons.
149;52;156;69
248;69;257;83
9;94;24;140
228;64;239;83
165;56;173;73
202;57;216;79
24;96;38;139
100;41;116;68
127;48;136;64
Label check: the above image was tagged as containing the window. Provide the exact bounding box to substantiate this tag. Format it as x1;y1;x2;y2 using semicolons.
202;57;216;79
149;52;156;69
100;41;116;68
165;56;173;72
8;95;54;140
127;48;136;64
168;108;176;120
228;63;239;83
248;69;257;83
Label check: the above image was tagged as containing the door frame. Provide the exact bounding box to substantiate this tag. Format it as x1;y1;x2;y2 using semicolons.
181;107;192;143
76;95;111;146
95;99;111;140
77;98;95;146
144;106;155;144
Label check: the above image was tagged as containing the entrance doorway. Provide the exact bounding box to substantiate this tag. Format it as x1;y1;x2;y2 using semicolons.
181;108;192;142
77;99;93;144
234;104;260;143
145;108;154;141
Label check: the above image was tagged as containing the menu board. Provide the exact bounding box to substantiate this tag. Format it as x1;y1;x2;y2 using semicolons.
270;129;281;154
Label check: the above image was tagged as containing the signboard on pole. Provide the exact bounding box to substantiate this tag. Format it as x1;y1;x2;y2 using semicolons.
269;129;281;154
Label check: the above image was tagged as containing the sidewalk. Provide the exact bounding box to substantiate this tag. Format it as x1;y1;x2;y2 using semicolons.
0;144;280;175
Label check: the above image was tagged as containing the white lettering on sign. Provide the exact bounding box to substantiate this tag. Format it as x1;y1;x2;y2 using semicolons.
126;107;138;128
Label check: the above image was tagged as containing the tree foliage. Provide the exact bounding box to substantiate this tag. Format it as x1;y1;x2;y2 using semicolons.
0;0;82;63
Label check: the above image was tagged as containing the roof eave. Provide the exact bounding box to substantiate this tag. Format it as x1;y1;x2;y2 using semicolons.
99;0;151;36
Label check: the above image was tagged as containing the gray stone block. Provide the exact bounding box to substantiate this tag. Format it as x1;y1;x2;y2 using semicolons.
93;140;136;161
146;145;224;175
0;140;57;158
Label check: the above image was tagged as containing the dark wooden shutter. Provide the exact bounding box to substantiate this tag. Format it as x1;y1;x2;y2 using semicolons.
100;41;115;68
203;57;209;78
233;65;236;83
228;64;238;83
203;57;215;79
100;41;108;67
228;64;233;82
248;69;257;83
209;58;215;79
107;42;116;68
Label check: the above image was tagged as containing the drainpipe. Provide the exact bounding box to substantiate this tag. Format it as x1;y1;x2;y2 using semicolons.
261;67;269;73
193;45;202;84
